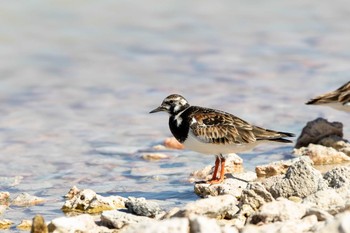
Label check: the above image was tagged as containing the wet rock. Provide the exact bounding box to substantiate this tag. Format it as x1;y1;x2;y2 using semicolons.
269;157;327;198
240;182;274;210
164;137;184;150
255;158;303;178
101;210;155;229
318;211;350;233
141;153;170;161
194;171;256;198
125;197;163;218
189;215;239;233
31;215;48;233
168;195;239;219
242;215;318;233
121;217;188;233
190;154;244;182
62;188;125;213
249;198;307;224
0;219;12;229
48;214;109;233
11;193;45;206
17;219;32;230
294;144;350;165
319;135;350;156
323;166;350;189
295;118;343;148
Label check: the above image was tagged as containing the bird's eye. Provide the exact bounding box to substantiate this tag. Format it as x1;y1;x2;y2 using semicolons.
169;100;174;104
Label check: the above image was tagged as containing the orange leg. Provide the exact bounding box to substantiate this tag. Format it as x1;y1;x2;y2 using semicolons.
210;157;220;181
208;157;226;184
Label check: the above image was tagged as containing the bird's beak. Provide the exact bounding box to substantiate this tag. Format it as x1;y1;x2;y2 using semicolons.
149;106;166;113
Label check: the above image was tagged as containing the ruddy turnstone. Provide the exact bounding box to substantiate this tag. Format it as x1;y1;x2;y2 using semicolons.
306;81;350;112
150;94;295;184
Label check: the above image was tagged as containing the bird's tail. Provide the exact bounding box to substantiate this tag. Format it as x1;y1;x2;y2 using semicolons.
253;126;295;143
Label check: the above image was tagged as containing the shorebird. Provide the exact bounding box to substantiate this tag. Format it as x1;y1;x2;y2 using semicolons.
150;94;295;184
306;81;350;112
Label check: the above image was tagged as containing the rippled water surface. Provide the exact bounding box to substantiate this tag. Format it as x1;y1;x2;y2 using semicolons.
0;1;349;231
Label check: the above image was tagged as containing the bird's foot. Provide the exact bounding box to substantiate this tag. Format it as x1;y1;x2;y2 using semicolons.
207;176;225;184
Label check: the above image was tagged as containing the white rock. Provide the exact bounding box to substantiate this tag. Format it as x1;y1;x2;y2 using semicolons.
189;215;221;233
125;197;163;218
303;189;345;211
318;211;350;233
121;217;189;233
242;215;318;233
11;193;45;206
62;188;125;213
323;166;350;189
269;157;327;198
249;198;307;224
170;194;239;219
194;171;256;198
240;182;274;210
49;214;107;233
101;210;155;229
294;144;350;165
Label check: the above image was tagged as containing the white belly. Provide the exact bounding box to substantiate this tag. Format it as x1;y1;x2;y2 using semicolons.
325;102;350;112
182;131;262;155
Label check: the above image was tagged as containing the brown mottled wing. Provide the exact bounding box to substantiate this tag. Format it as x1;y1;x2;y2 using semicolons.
338;82;350;105
189;109;257;145
307;81;350;105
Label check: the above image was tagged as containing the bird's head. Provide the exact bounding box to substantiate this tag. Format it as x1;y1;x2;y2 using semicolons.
150;94;190;115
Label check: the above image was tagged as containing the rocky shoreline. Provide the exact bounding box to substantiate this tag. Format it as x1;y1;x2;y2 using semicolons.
1;118;350;233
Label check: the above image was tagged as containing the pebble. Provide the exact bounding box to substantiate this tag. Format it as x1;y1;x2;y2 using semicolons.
141;153;170;161
164;137;184;150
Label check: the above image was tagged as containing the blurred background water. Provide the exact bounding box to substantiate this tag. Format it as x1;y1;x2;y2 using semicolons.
0;0;349;231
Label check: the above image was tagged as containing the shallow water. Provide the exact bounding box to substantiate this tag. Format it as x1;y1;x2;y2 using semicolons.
0;0;349;231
